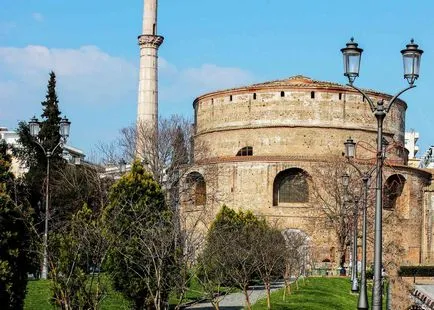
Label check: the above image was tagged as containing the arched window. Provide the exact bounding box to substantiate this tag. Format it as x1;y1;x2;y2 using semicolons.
186;172;206;206
236;146;253;156
273;168;309;205
384;174;405;210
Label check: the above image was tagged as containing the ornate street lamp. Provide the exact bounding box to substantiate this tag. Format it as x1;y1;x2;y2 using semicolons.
29;116;71;280
351;198;359;293
344;137;356;159
401;39;423;85
342;172;350;189
341;38;363;85
342;167;359;293
59;117;71;138
29;116;41;137
341;172;350;277
344;137;373;309
341;38;423;310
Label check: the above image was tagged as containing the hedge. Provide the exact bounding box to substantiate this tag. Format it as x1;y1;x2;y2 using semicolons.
398;266;434;277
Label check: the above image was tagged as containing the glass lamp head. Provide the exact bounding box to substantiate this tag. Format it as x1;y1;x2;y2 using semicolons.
401;39;423;85
342;172;350;189
344;137;356;158
29;116;40;138
341;38;363;85
59;116;71;140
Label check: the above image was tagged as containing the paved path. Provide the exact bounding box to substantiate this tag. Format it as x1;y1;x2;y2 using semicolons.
187;282;285;310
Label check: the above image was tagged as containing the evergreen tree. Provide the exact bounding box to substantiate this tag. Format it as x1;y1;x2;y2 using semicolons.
200;206;268;310
14;71;65;225
104;161;178;310
39;71;62;155
0;141;33;309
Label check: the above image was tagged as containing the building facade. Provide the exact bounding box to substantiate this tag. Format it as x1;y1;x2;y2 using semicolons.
0;126;86;176
405;130;420;167
182;75;434;268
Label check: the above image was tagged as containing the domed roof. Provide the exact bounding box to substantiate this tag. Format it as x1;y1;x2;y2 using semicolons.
250;75;343;89
194;75;400;104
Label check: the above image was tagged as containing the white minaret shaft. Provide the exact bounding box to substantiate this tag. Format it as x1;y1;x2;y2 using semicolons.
137;0;163;155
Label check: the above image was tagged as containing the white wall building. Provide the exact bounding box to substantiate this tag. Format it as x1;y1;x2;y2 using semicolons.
0;126;86;176
0;127;26;176
405;130;420;167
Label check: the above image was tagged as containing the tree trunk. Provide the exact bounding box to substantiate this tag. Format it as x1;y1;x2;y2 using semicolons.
175;290;186;310
211;300;220;310
265;281;271;310
154;290;161;310
243;285;252;310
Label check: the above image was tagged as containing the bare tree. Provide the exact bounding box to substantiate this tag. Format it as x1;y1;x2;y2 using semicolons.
254;227;287;309
310;159;361;271
281;229;310;300
196;237;234;310
97;115;192;185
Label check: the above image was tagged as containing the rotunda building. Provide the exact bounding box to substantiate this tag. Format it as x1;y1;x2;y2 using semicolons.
182;75;432;268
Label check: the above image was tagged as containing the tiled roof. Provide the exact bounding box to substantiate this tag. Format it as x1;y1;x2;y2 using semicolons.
194;75;397;102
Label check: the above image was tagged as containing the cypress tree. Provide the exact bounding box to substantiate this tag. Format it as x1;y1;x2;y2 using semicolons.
14;71;65;232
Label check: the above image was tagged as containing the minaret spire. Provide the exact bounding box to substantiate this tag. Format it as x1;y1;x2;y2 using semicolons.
137;0;163;158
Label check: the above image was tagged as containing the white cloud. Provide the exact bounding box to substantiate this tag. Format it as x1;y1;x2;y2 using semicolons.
158;60;255;103
0;45;138;106
32;13;44;22
0;44;255;150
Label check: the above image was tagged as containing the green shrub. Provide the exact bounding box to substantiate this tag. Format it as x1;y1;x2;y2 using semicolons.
398;265;434;277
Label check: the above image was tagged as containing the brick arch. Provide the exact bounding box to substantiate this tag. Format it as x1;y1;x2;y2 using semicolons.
383;173;406;210
273;168;309;206
185;171;206;207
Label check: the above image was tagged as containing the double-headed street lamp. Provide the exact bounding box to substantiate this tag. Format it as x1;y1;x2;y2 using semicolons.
29;116;71;280
341;38;423;309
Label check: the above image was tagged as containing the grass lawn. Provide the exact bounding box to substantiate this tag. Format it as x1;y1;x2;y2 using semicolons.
252;277;386;310
24;278;131;310
25;275;235;309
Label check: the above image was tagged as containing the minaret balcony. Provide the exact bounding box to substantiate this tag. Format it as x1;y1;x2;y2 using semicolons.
138;34;164;48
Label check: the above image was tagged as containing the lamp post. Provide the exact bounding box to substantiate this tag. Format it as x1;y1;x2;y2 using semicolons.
29;116;71;280
345;137;377;309
343;168;359;293
342;172;350;276
351;197;359;293
341;38;423;309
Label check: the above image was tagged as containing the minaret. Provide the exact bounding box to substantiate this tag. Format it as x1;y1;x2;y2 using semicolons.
137;0;164;156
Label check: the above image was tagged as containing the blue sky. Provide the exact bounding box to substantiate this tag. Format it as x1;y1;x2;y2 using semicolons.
1;0;433;157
